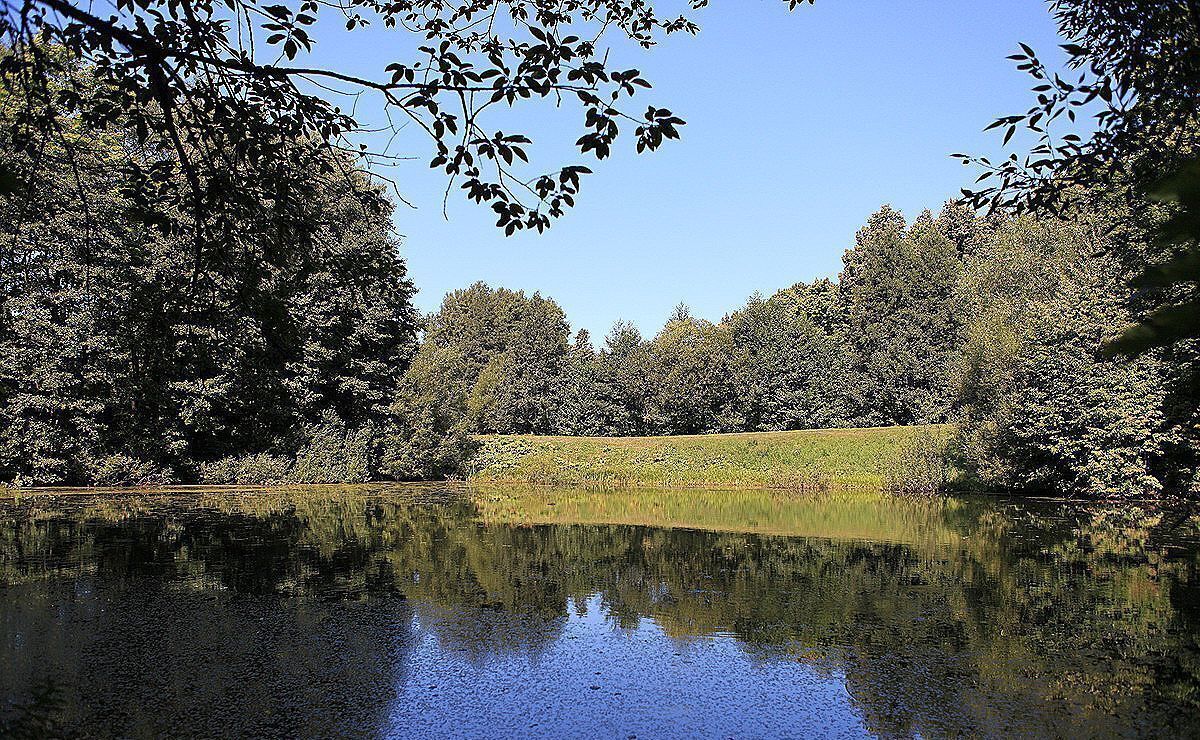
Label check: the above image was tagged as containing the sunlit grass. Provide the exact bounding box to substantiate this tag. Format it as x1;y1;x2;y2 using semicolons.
470;425;952;490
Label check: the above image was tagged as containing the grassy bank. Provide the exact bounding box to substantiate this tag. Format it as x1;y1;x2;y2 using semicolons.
469;425;951;490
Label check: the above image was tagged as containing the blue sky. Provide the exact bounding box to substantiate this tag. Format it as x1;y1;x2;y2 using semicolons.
315;1;1067;337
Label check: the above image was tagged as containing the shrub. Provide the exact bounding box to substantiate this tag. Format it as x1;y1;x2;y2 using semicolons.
289;425;375;484
885;430;950;494
87;454;177;487
382;422;479;481
200;453;292;485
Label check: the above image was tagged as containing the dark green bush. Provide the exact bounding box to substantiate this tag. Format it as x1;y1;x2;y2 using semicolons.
382;423;479;481
289;425;375;484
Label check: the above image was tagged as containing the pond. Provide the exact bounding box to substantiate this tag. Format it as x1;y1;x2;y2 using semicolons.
1;485;1199;738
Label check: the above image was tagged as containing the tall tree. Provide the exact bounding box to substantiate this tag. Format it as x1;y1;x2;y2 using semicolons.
642;306;738;435
840;206;963;425
954;214;1175;496
597;320;652;436
465;290;570;434
725;292;854;431
0;77;419;485
408;283;571;435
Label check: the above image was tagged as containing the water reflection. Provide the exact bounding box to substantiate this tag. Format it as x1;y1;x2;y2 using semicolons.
1;486;1198;738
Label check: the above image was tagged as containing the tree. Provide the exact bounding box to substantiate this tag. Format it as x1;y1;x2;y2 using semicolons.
960;0;1200;351
724;292;854;431
553;330;632;436
774;277;846;336
409;283;571;435
466;294;570;434
959;1;1200;492
642;306;737;435
839;206;963;425
954;215;1174;496
597;320;652;436
384;344;479;481
0;78;419;485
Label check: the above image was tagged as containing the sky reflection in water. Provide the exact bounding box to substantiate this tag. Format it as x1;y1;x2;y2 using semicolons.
1;485;1199;738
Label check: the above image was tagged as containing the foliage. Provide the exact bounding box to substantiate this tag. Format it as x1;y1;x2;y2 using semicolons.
423;192;1194;496
411;203;968;441
87;454;177;488
841;206;965;425
384;344;480;481
725;293;854;431
200;454;293;486
289;423;376;484
954;1;1200;490
0;0;808;241
961;1;1200;351
2;1;1197;500
1108;163;1200;354
885;429;950;494
0;71;420;486
642;307;738;435
951;212;1190;496
553;330;634;436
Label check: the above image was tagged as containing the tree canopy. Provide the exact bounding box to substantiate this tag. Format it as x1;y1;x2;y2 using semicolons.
962;0;1200;352
0;0;809;246
0;73;420;485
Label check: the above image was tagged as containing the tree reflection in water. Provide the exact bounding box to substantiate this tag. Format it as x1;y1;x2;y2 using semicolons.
1;486;1198;737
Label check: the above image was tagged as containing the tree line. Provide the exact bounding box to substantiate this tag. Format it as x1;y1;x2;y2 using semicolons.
2;70;1195;497
394;193;1198;497
1;0;1198;497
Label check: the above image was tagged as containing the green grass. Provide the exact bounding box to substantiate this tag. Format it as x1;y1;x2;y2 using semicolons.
469;425;952;490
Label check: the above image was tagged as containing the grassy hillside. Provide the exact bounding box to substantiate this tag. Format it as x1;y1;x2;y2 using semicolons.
469;425;951;490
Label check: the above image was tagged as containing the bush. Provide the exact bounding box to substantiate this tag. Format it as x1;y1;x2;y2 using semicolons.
87;454;177;487
289;425;375;484
200;453;292;485
382;421;479;481
885;430;950;494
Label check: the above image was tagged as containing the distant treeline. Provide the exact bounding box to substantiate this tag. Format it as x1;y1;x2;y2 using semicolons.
0;63;1196;497
397;195;1198;497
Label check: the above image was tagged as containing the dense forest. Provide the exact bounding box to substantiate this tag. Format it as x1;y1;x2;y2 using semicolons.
0;69;421;487
0;1;1197;497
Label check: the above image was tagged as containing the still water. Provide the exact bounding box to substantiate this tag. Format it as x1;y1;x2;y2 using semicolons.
1;485;1199;738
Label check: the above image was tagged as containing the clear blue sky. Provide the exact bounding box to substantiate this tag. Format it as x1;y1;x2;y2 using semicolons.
316;1;1067;337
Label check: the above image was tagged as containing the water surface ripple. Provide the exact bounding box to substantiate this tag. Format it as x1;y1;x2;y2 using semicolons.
2;485;1198;738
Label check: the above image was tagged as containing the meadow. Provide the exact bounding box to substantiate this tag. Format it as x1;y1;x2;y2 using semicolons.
469;425;952;491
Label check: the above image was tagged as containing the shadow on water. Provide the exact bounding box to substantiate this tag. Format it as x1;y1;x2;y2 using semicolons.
1;484;1199;738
